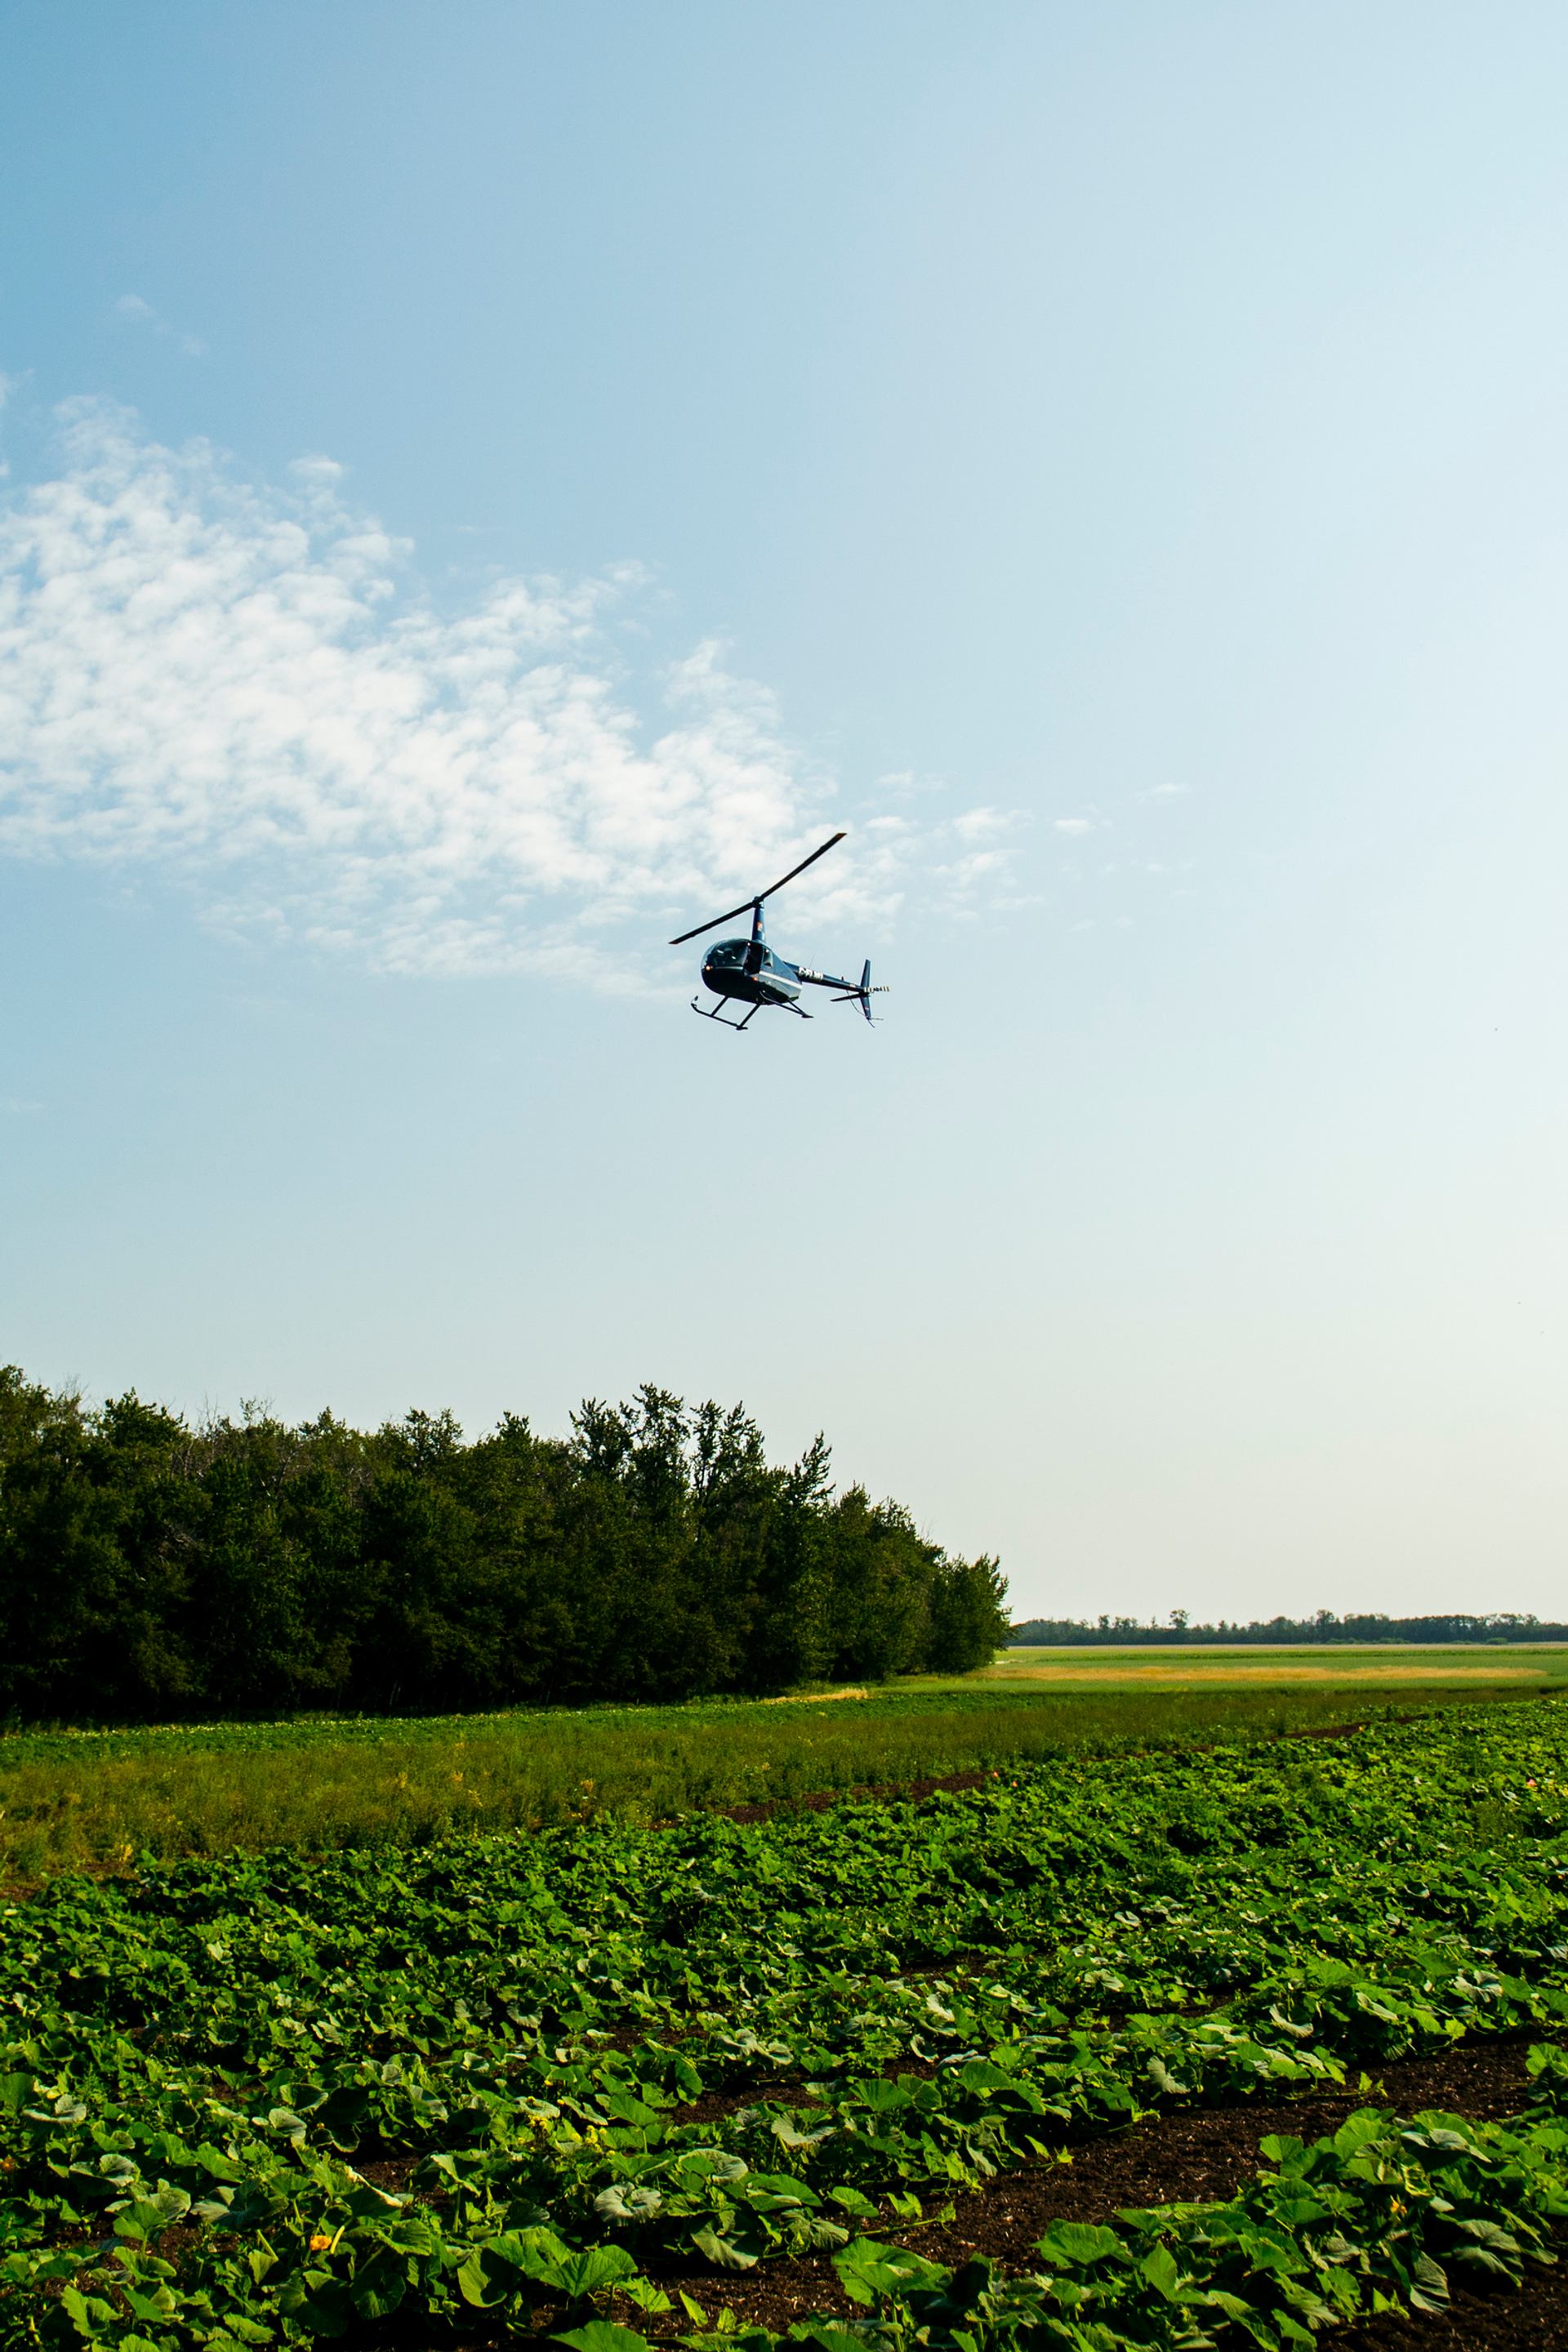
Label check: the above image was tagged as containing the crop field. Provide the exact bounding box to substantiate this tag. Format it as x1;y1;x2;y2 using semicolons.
3;1693;1568;2350
986;1643;1568;1690
0;1659;1552;1885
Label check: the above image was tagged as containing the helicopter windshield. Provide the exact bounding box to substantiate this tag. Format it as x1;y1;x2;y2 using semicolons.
706;940;749;966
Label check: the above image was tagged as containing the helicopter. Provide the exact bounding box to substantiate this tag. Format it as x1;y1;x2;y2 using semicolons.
669;830;887;1032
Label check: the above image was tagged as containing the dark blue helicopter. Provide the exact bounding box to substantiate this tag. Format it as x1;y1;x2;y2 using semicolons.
670;830;886;1032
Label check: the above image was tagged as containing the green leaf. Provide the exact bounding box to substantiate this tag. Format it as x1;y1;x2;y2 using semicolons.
595;2183;664;2222
350;2251;408;2320
114;2193;188;2242
277;2274;354;2336
1139;2244;1183;2301
693;2226;758;2272
1452;2246;1519;2278
550;2245;640;2297
1035;2219;1126;2269
853;2078;915;2114
770;2116;832;2149
1452;2218;1520;2251
484;2225;572;2274
832;2240;946;2306
60;2286;118;2336
457;2253;510;2310
825;2186;876;2216
621;2278;674;2314
554;2326;653;2352
1412;2252;1449;2300
1330;2112;1391;2157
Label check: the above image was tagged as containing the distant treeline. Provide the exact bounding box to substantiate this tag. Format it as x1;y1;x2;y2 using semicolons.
0;1367;1008;1722
1010;1611;1568;1646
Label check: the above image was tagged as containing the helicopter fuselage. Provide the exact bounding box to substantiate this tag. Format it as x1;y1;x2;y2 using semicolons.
701;938;803;1009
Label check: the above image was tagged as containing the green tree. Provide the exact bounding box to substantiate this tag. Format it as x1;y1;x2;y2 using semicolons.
0;1365;1009;1722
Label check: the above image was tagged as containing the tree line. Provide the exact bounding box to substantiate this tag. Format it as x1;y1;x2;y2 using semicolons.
1009;1610;1568;1646
0;1367;1009;1722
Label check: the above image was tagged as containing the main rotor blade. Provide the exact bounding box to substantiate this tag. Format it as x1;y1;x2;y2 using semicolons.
753;829;846;906
668;898;760;947
666;831;846;946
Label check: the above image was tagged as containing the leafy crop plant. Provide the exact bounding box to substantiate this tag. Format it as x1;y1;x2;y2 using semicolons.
2;1696;1566;2346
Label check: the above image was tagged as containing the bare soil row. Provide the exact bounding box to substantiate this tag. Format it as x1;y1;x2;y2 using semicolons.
612;2033;1566;2350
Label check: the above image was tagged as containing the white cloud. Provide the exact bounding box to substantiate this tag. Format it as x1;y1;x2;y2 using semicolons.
0;399;1002;978
951;805;1011;841
1143;782;1188;800
116;293;207;360
1054;815;1094;836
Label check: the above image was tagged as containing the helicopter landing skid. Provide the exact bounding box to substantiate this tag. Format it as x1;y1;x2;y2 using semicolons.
690;995;756;1032
689;996;810;1031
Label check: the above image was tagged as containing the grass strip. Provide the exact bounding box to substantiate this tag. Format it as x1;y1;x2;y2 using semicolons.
0;1677;1526;1883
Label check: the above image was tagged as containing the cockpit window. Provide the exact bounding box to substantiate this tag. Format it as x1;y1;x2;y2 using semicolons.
706;941;748;966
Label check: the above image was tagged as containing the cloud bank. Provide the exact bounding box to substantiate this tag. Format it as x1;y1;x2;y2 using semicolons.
0;399;997;978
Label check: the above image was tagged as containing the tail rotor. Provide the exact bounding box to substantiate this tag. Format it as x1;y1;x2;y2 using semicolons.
831;958;887;1023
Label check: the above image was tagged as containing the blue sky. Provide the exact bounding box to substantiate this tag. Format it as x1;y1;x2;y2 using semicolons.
2;2;1566;1623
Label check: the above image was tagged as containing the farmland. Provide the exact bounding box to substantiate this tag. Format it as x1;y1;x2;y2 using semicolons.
3;1690;1568;2349
2;1650;1558;1883
987;1642;1568;1690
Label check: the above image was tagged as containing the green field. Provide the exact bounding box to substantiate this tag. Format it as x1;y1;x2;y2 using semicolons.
3;1694;1566;2350
984;1640;1568;1689
3;1644;1560;1883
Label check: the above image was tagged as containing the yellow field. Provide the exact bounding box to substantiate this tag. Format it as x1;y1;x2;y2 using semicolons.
978;1643;1568;1690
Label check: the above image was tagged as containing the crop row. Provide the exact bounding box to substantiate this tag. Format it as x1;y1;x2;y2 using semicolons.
2;1699;1566;2347
795;2057;1568;2352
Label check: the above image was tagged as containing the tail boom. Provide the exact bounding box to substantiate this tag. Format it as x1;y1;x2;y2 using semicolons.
798;956;886;1022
